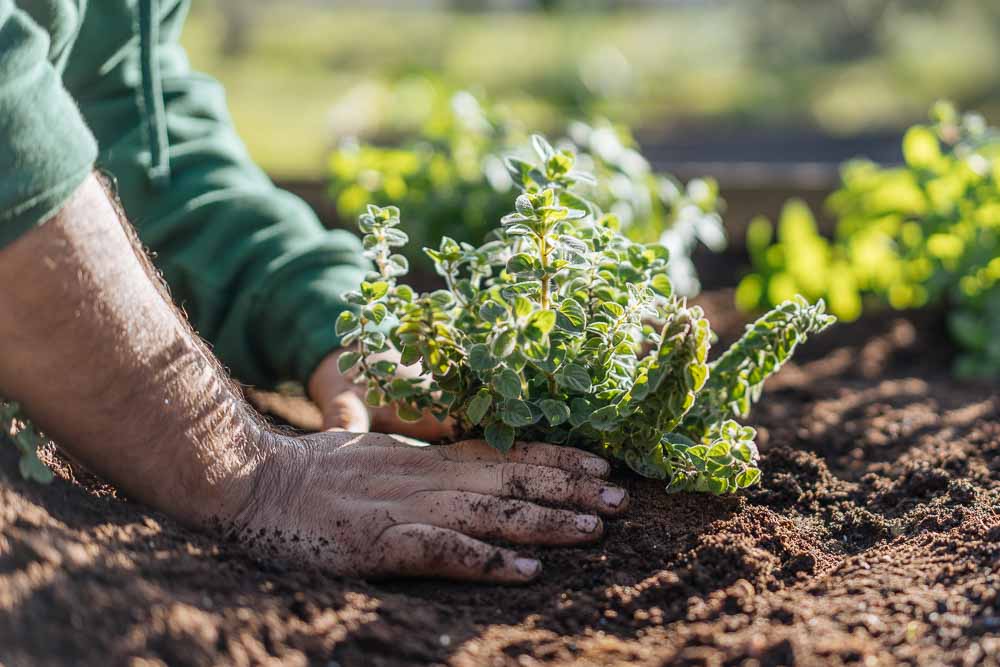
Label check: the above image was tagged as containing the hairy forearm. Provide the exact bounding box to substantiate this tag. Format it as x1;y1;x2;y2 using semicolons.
0;175;263;525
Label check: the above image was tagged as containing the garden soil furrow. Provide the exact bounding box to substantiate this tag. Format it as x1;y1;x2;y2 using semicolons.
1;289;998;666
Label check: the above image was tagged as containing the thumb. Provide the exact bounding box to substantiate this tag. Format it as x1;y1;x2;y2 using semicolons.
320;391;371;432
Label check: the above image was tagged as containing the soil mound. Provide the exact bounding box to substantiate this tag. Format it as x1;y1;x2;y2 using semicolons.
1;291;998;665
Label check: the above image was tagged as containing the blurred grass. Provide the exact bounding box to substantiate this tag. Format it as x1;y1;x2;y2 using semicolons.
182;2;1000;179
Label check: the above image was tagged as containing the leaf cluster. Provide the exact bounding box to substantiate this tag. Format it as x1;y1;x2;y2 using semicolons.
340;136;834;494
0;401;53;484
737;102;1000;378
328;90;725;295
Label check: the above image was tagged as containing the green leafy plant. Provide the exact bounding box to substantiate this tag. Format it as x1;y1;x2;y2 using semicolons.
329;90;725;295
1;401;53;484
338;135;834;494
737;102;1000;378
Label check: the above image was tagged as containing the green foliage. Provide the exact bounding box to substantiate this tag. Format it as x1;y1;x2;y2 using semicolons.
0;401;53;484
341;136;834;494
737;102;1000;378
185;5;1000;176
329;90;725;295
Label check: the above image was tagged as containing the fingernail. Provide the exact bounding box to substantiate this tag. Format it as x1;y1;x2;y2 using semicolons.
582;457;610;478
514;557;540;578
600;486;626;509
575;514;600;534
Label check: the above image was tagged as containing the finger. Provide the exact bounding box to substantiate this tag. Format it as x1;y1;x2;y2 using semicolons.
509;442;610;478
371;523;541;583
441;440;609;479
321;392;371;432
404;491;603;545
439;460;628;516
371;404;457;442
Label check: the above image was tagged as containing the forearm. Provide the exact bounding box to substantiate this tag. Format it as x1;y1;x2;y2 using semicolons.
0;175;263;526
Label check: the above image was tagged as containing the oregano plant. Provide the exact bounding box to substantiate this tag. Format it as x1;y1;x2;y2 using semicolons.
338;136;834;494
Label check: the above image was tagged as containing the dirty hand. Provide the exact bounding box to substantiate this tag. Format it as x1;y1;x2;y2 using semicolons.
230;434;628;583
308;347;455;441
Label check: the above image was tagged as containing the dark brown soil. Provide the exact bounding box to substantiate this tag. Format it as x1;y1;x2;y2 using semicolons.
2;290;998;666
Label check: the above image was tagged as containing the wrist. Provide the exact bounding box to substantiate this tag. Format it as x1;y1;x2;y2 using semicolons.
219;430;356;538
212;424;287;533
156;403;277;530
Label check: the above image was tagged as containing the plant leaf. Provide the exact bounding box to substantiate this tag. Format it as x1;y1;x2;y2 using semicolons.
539;399;571;426
396;403;423;423
337;351;362;374
501;399;537;427
590;404;619;431
466;390;493;425
468;344;493;372
493;369;522;399
556;363;591;393
485;422;515;453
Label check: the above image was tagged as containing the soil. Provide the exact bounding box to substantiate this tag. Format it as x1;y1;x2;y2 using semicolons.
1;289;998;666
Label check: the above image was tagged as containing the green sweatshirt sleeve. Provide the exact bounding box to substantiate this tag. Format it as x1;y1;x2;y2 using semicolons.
79;12;369;388
0;0;97;249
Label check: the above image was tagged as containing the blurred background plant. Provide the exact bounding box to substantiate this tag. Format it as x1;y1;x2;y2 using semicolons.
327;87;725;293
737;103;1000;378
186;0;1000;178
180;0;1000;374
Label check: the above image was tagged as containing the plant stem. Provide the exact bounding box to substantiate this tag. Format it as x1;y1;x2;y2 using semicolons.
442;261;468;308
375;232;390;277
539;233;550;310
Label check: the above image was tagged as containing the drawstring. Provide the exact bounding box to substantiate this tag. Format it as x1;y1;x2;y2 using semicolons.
138;0;170;187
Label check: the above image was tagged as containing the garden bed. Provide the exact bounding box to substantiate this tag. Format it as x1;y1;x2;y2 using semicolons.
1;290;998;666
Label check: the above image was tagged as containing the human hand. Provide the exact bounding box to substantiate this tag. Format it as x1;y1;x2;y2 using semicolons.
308;347;455;441
228;434;628;583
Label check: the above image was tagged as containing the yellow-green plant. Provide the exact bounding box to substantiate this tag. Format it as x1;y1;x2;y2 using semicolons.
737;103;1000;378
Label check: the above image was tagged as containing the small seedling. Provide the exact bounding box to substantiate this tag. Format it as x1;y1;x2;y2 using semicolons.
340;136;834;493
1;401;53;484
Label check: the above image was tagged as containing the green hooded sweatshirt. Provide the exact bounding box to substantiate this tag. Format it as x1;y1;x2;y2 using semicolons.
0;0;369;388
